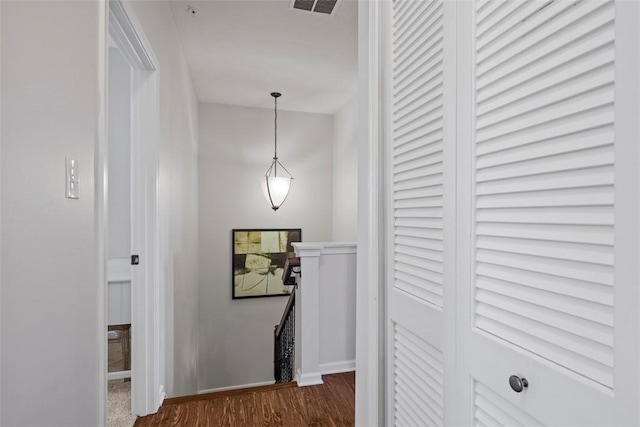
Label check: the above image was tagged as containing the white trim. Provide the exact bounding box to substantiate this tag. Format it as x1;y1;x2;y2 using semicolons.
107;258;131;282
455;3;474;424
96;1;109;425
158;385;166;407
441;2;459;425
613;1;640;423
381;1;393;425
295;369;324;387
198;380;276;395
108;0;154;71
292;242;356;256
108;370;132;381
0;0;4;421
355;0;382;426
129;52;161;417
319;360;356;375
292;242;323;257
105;0;162;418
636;6;640;422
321;246;356;255
292;246;323;387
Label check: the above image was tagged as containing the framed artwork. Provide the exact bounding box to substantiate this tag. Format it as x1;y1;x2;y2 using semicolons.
232;229;302;299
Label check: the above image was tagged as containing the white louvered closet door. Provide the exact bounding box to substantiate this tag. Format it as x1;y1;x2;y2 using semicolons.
456;0;640;425
384;0;457;425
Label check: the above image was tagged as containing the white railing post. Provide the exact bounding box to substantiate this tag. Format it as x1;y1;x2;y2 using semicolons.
292;242;358;387
292;243;324;386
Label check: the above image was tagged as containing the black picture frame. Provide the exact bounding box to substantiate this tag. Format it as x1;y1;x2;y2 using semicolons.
232;228;302;299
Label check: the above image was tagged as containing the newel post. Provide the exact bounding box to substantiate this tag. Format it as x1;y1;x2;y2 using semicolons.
292;242;324;386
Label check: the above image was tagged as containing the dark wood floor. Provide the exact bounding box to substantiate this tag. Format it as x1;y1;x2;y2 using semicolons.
135;372;355;426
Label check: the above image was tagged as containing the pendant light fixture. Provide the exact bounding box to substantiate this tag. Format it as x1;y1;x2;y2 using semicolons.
262;92;293;211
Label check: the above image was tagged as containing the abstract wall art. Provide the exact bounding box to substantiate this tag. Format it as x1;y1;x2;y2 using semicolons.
232;229;302;299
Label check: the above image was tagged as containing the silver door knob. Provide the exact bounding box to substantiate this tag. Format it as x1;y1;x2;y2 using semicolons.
509;375;528;392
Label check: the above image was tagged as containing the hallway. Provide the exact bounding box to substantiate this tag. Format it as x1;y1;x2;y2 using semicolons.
134;372;355;426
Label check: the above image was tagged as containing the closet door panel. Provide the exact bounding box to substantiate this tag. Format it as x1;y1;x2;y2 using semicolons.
457;1;640;425
384;0;457;425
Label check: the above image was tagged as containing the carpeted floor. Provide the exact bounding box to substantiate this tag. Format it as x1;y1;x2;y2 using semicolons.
108;380;137;427
108;332;136;427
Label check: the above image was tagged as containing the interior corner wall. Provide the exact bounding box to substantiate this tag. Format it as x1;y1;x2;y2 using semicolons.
124;1;200;398
108;47;131;261
0;1;103;425
332;94;359;241
197;102;333;392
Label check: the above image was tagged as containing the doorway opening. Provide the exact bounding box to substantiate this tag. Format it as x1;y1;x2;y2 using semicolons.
106;39;135;426
101;0;163;424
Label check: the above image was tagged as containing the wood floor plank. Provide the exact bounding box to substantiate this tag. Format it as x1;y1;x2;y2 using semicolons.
135;372;355;427
165;382;298;405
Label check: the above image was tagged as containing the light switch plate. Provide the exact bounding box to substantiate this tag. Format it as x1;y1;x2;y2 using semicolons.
66;157;79;199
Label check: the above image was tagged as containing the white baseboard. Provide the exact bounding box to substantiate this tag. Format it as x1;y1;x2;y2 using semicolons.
107;370;131;381
319;360;356;375
196;364;354;395
198;380;275;395
295;369;324;387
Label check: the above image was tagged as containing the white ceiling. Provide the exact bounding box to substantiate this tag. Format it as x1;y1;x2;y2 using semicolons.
169;0;358;114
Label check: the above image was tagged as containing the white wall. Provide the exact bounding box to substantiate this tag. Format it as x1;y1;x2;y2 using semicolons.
332;94;359;241
0;3;201;425
124;1;200;398
108;47;131;261
319;251;357;371
198;102;334;391
1;1;104;425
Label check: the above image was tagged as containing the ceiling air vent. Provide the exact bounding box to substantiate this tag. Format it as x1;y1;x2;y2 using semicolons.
292;0;340;16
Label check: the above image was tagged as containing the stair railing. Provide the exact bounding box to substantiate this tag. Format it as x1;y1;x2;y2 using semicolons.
274;288;296;383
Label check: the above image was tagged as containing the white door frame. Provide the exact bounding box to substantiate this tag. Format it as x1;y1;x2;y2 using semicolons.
98;0;163;421
355;0;383;425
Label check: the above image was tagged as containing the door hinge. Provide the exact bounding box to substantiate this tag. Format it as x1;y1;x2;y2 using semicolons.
131;254;139;265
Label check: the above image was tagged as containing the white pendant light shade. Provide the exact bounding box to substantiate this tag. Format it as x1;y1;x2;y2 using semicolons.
262;176;292;211
262;92;294;211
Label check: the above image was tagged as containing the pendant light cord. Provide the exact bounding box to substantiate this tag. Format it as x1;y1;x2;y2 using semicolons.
274;95;278;176
266;92;291;179
274;96;278;160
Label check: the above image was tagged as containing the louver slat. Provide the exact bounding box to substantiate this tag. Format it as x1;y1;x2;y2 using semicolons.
476;88;613;144
477;68;614;131
476;166;614;196
476;0;504;29
477;1;548;50
475;263;613;306
393;323;444;427
476;275;613;326
474;381;544;427
478;1;609;69
394;2;442;71
478;14;614;97
392;0;445;308
476;0;524;43
476;127;614;169
477;52;614;117
473;0;615;389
